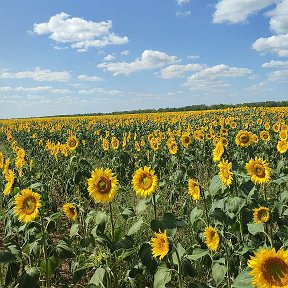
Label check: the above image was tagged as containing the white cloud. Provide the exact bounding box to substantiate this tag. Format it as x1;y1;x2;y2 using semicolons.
262;60;288;68
213;0;276;24
121;50;129;55
97;49;179;75
103;54;116;61
33;12;128;51
176;11;191;17
266;0;288;34
252;34;288;57
0;86;70;94
268;69;288;81
184;64;252;90
159;63;206;79
78;87;122;95
0;67;71;82
78;74;104;81
176;0;190;6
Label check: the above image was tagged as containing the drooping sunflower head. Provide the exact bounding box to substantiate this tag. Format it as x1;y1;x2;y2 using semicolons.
111;136;120;150
277;140;288;154
246;157;271;185
66;135;79;151
63;203;78;221
102;138;109;151
14;189;41;223
188;178;201;200
3;169;15;196
151;230;169;260
212;141;224;162
132;166;157;198
235;130;253;147
253;207;270;223
87;168;118;203
204;226;220;252
248;248;288;287
218;160;233;186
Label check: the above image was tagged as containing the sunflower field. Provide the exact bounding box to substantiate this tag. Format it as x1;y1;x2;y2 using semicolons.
0;106;288;288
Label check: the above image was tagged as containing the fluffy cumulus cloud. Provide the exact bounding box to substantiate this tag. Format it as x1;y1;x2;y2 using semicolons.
252;34;288;57
184;64;252;90
97;49;179;75
0;86;70;94
33;12;128;51
0;67;71;82
267;0;288;34
213;0;275;24
78;74;104;81
262;60;288;68
78;87;122;95
268;69;288;82
159;63;206;79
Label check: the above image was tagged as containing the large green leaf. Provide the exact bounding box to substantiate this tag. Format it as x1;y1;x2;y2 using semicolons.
232;269;253;288
19;266;40;288
87;267;107;288
212;263;227;287
190;207;203;225
127;217;143;236
247;223;264;235
153;263;171;288
186;249;208;261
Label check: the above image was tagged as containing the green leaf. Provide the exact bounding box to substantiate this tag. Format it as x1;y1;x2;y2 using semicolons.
139;243;157;273
172;243;186;267
127;218;143;236
209;175;222;195
247;223;264;235
136;199;148;214
19;266;40;288
186;249;208;261
190;207;203;225
232;269;253;288
153;263;171;288
121;207;134;220
40;256;60;276
0;250;17;263
55;240;75;259
87;267;107;288
212;263;227;287
70;223;79;238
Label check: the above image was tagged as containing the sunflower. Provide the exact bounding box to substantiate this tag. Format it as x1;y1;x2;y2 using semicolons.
188;179;201;200
87;168;118;203
63;203;78;221
260;131;271;141
3;169;15;196
0;152;4;169
66;135;79;151
181;133;192;148
218;160;233;186
204;226;220;251
134;141;141;152
273;123;281;133
277;140;288;154
14;189;41;223
253;207;270;223
111;136;120;150
151;230;169;260
279;130;287;140
219;137;228;147
248;248;288;287
213;141;224;162
132;166;157;198
246;157;271;185
102;138;109;151
235;130;253;147
168;140;178;155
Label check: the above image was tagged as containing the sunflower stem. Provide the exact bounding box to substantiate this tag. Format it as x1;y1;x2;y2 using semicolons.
201;189;210;226
152;193;157;220
223;232;232;288
174;245;184;288
109;202;115;241
40;211;50;288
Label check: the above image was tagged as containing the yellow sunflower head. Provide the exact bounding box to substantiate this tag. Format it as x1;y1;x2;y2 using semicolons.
102;138;109;151
3;169;15;196
111;136;120;150
132;166;157;198
66;135;79;151
235;130;253;147
260;131;270;141
87;168;118;203
253;207;270;223
248;248;288;287
151;230;169;260
168;140;178;155
0;152;4;169
14;189;41;223
213;141;224;162
218;160;233;186
246;157;271;185
204;226;220;252
277;140;288;154
188;179;201;200
279;130;287;141
181;133;192;148
63;203;78;221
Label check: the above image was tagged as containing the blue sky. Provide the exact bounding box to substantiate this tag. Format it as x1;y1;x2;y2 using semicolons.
0;0;288;118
